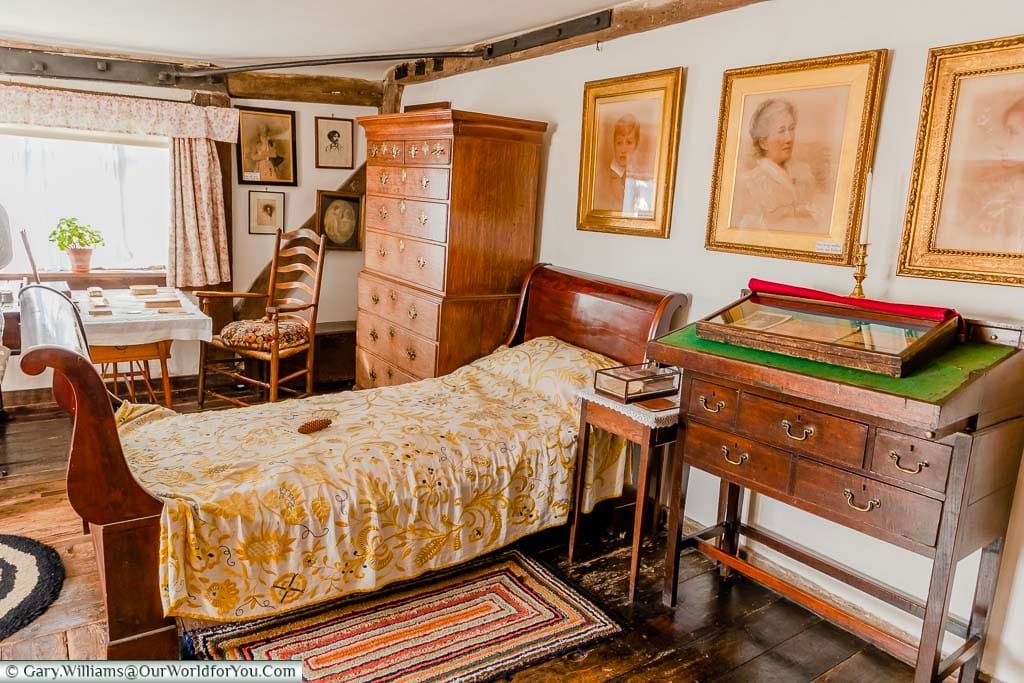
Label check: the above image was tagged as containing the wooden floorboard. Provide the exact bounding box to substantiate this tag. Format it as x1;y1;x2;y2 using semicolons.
0;406;915;680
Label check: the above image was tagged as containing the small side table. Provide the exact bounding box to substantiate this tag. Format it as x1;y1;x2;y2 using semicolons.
569;391;680;602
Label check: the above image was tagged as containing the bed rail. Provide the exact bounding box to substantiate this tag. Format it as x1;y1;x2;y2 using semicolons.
18;285;162;525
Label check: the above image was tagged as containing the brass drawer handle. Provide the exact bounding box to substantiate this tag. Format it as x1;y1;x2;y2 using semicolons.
378;206;388;220
843;488;880;512
698;395;725;413
431;143;445;157
781;419;814;441
369;143;379;158
889;450;929;475
369;329;378;342
388;326;396;338
387;368;394;378
406;347;417;360
408;304;418;320
369;369;377;381
389;290;398;302
370;294;380;305
417;256;427;269
378;246;388;257
418;211;429;226
720;445;748;466
379;172;389;185
420;175;431;189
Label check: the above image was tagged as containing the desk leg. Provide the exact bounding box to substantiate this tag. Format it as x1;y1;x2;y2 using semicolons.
662;437;689;607
717;481;745;579
959;537;1003;682
158;341;172;409
568;401;590;566
629;436;653;603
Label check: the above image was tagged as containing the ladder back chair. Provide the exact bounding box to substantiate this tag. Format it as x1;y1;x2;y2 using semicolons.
196;228;327;406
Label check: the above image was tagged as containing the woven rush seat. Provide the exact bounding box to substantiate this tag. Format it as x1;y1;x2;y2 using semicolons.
219;318;309;351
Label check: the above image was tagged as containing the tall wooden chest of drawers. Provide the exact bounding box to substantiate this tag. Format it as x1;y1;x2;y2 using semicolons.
649;322;1024;682
354;109;548;388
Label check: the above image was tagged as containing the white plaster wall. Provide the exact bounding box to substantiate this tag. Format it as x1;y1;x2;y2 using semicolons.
229;98;376;324
403;0;1024;677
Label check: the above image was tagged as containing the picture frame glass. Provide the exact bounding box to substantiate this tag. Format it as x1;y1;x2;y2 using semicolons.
248;191;284;234
315;117;354;169
316;191;362;251
707;51;886;265
237;108;296;185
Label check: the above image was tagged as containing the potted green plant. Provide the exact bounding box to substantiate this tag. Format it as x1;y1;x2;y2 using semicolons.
48;217;105;273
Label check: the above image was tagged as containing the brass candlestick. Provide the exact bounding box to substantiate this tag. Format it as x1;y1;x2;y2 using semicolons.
849;243;869;298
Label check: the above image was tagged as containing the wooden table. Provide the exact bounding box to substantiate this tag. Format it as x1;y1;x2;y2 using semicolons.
569;392;679;603
649;322;1024;683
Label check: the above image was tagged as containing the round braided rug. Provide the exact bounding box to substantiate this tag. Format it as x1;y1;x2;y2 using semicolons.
0;535;65;641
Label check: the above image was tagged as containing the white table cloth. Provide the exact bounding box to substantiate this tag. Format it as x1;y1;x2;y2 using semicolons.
73;288;212;346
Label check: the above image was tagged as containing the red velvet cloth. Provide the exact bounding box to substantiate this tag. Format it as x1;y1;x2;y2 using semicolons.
748;279;958;322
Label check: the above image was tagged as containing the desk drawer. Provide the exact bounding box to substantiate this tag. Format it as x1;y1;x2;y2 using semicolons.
356;347;417;389
684;422;791;496
357;272;440;340
869;429;952;494
91;341;169;363
686;379;739;429
366;165;450;201
365;230;446;293
738;394;868;469
368;140;404;164
793;458;941;547
365;195;448;243
357;309;438;378
405;138;452;166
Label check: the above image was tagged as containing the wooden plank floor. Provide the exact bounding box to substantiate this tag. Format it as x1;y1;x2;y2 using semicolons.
0;400;914;680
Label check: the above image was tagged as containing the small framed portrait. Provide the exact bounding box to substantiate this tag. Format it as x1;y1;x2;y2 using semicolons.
315;116;354;169
248;191;285;235
315;190;364;251
899;34;1024;286
577;67;685;238
706;50;887;265
236;106;297;186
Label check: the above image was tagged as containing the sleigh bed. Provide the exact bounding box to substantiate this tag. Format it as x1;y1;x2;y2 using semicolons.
19;265;686;659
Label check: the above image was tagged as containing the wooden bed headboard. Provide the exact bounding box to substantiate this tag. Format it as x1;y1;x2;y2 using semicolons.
506;264;689;364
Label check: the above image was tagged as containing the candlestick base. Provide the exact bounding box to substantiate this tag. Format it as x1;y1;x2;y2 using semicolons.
850;243;869;299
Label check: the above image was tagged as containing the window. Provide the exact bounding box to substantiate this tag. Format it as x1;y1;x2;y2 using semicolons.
0;127;170;275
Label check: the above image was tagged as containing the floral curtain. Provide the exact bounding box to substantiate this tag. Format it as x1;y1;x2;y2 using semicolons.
170;139;231;287
0;83;238;287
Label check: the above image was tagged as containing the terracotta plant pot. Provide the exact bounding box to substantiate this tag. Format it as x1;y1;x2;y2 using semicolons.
66;247;93;273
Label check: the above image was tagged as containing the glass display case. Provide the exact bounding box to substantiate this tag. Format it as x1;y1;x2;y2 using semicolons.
696;293;960;377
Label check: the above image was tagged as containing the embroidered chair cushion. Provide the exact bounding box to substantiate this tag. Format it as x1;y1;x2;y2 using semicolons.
220;319;309;351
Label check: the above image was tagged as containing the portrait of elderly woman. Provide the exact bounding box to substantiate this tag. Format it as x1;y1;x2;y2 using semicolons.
731;98;832;233
707;50;885;265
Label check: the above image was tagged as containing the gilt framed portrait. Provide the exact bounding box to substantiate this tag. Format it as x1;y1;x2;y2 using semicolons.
706;50;887;265
316;190;364;251
236;106;297;186
248;191;285;235
315;116;354;169
577;67;684;238
898;34;1024;286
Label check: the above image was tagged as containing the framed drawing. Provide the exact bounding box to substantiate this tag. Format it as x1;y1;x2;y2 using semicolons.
315;190;364;251
315;116;354;169
706;50;887;265
898;34;1024;286
248;191;285;235
577;67;684;238
236;106;297;186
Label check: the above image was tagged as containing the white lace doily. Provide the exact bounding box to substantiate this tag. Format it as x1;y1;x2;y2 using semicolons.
575;388;680;428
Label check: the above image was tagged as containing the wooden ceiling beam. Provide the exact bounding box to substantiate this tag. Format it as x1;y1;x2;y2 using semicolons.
226;72;383;108
394;0;767;85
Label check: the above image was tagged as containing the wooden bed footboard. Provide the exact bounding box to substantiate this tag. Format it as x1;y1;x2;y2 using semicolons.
18;285;177;659
17;268;687;661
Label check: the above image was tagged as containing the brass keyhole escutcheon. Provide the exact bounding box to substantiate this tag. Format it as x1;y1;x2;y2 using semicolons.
398;240;406;252
399;200;407;214
408;145;418;158
388;326;396;338
421;175;430;189
400;168;408;182
389;290;397;302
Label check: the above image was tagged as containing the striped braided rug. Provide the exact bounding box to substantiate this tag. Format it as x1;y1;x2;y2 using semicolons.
184;550;623;682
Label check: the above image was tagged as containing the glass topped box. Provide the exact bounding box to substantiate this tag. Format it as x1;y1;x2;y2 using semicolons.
696;293;961;377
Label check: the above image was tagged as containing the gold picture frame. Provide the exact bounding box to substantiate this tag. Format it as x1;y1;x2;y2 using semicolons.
898;34;1024;286
706;50;887;265
576;67;684;238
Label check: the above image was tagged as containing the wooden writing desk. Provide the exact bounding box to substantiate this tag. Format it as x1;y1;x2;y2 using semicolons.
648;322;1024;683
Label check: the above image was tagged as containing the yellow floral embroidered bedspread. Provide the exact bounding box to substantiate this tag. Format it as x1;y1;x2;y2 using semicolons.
117;337;626;621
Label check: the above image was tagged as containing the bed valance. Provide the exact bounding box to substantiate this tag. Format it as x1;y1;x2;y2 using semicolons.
0;83;238;142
